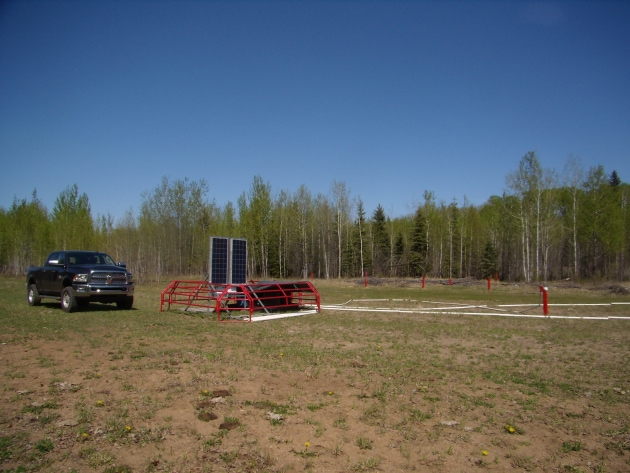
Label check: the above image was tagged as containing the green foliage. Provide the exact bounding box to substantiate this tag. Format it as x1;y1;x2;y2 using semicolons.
51;184;94;250
0;191;51;274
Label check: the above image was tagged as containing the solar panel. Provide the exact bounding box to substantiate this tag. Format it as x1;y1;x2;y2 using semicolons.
230;238;248;284
209;237;229;284
209;237;248;284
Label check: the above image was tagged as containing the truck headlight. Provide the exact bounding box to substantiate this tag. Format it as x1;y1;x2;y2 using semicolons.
127;273;134;284
73;274;89;283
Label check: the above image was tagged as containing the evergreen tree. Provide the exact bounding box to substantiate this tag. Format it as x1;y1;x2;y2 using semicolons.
393;232;405;276
480;241;499;279
609;170;621;189
409;206;428;277
371;204;389;276
444;201;460;279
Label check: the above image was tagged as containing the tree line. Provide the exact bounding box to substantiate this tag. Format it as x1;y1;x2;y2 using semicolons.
1;152;628;283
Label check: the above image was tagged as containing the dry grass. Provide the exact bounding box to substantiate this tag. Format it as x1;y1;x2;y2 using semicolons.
0;276;629;472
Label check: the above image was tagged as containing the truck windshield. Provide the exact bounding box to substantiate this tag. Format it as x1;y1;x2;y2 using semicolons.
68;252;117;265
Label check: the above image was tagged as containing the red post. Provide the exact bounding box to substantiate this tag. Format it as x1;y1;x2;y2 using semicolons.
494;272;499;282
449;278;453;286
364;271;368;288
487;278;491;290
539;286;549;316
422;274;425;289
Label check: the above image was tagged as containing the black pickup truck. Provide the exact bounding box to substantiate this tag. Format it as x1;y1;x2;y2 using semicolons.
26;250;134;312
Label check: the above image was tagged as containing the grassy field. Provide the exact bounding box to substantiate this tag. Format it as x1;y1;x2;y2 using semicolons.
0;276;629;472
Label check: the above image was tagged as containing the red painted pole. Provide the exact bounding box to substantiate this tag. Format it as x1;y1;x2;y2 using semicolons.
539;286;549;316
422;275;425;289
449;278;453;286
487;278;491;290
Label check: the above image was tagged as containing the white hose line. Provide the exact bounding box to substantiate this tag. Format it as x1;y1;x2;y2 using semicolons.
320;305;630;320
250;309;319;322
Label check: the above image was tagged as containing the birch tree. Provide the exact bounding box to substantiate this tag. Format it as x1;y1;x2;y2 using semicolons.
331;181;351;278
562;157;584;279
239;176;272;278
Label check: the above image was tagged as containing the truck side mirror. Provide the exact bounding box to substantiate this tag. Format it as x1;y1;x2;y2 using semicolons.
117;262;127;268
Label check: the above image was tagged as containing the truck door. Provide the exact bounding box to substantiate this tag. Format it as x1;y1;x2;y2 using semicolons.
40;252;62;294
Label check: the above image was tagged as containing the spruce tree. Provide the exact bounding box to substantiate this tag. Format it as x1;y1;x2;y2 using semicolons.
480;241;499;279
371;204;389;276
409;206;428;277
609;170;621;189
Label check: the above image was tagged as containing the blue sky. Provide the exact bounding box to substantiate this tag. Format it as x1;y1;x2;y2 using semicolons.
1;0;629;221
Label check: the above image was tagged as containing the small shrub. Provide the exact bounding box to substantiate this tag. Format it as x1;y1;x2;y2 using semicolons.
356;437;373;450
562;440;582;453
35;438;54;453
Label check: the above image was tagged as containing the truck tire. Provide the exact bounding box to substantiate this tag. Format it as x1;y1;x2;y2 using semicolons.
116;296;133;310
27;284;41;306
61;287;78;313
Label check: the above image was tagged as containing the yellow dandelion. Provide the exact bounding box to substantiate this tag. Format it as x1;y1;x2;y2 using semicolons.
125;425;132;432
82;432;89;439
279;353;284;357
482;450;488;456
328;391;333;395
96;400;104;406
304;442;310;448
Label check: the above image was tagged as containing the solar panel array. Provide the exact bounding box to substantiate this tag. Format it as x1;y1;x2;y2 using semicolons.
209;237;247;284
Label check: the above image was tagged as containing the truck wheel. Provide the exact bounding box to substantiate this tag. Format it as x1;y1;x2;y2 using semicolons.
61;287;78;313
116;296;133;310
27;284;41;306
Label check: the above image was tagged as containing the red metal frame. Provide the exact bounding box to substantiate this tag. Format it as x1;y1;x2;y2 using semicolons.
160;280;320;322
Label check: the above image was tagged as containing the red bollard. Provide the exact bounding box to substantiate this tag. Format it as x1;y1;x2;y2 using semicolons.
449;278;453;286
487;278;491;290
539;286;549;316
422;275;425;289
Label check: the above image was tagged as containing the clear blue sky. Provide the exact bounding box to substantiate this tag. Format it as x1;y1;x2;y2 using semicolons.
1;0;629;221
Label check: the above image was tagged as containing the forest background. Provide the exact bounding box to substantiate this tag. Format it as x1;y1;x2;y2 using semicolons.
2;152;629;283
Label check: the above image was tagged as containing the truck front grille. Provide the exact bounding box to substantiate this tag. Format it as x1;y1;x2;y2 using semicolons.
91;272;128;285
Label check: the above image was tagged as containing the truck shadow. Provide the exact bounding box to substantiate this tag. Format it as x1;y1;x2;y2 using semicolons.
40;301;136;312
